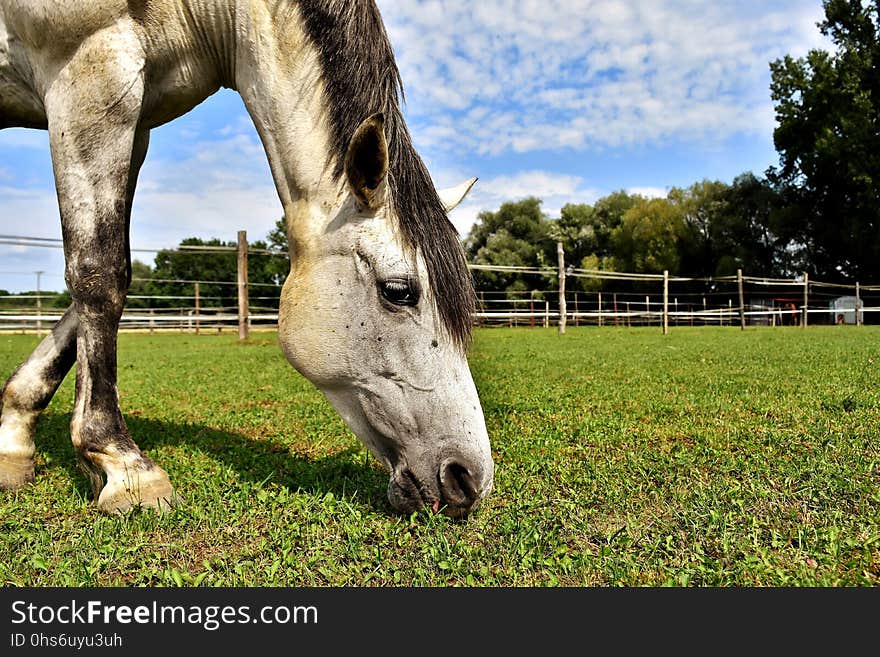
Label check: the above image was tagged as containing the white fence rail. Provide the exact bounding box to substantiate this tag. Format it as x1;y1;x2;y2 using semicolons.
2;304;876;334
3;235;879;335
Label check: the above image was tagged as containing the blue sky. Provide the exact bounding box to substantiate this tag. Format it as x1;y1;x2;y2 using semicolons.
0;0;830;292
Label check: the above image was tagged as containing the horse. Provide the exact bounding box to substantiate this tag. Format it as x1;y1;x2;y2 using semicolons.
0;0;494;518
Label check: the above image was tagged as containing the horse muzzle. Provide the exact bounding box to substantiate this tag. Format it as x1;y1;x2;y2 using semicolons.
387;444;494;519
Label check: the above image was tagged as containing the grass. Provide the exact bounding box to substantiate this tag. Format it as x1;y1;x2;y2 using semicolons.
0;326;878;586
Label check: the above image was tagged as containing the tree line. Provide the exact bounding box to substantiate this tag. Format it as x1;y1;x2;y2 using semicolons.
465;174;787;294
126;224;289;310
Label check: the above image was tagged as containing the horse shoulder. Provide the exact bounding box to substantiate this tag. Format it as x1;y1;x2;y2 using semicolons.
0;0;224;131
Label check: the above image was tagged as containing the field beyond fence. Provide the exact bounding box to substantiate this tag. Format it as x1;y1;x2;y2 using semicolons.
1;326;877;586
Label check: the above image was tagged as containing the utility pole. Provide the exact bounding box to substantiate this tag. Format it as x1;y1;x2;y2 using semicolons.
35;270;44;337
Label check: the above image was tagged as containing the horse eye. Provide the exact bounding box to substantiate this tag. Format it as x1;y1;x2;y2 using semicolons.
379;278;420;307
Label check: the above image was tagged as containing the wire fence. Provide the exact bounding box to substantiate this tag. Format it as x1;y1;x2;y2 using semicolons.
1;235;877;334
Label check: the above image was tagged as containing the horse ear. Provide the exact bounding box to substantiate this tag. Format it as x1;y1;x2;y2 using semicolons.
438;177;478;212
345;113;389;210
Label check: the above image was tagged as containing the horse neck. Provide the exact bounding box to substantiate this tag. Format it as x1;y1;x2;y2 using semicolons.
232;0;345;251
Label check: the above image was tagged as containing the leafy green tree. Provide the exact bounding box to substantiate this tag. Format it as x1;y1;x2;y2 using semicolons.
768;0;880;281
672;180;729;279
612;197;686;274
265;217;291;284
126;260;158;309
549;203;597;267
152;237;283;310
464;198;554;292
669;176;791;279
722;173;787;277
546;192;640;291
51;291;72;308
592;191;640;253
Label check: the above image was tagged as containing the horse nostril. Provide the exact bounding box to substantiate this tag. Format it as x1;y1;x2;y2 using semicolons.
438;460;479;510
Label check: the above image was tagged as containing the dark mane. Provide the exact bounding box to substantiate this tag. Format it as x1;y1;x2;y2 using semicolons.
296;0;475;348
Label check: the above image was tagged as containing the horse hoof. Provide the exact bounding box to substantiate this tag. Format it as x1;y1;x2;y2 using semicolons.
97;467;180;514
0;453;35;490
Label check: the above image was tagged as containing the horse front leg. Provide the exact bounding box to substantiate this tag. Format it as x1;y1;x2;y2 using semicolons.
0;125;149;495
0;308;78;489
46;26;176;513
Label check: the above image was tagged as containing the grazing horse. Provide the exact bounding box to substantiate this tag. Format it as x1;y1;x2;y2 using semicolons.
0;0;494;518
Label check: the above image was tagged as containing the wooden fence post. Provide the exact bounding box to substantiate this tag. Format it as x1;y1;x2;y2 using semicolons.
238;230;249;341
856;282;862;327
662;270;669;335
530;289;535;329
35;270;43;337
598;291;603;328
557;242;566;335
738;269;745;330
194;281;201;336
802;272;809;329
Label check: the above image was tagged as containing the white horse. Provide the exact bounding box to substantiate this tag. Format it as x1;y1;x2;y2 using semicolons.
0;0;493;518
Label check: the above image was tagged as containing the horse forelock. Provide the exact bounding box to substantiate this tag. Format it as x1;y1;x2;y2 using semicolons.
295;0;475;349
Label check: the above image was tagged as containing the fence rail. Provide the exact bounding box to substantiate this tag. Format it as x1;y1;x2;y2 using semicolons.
3;236;879;335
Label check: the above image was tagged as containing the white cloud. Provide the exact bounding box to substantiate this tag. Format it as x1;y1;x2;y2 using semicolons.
627;186;668;199
475;171;590;201
0;186;62;234
130;130;281;249
378;0;829;156
442;170;600;236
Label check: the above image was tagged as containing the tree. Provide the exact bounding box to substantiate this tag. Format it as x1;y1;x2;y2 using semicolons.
265;217;291;284
549;203;597;267
592;190;640;254
464;198;554;292
545;192;640;291
611;197;686;274
672;180;729;279
673;176;790;280
126;260;157;309
152;237;284;310
549;200;622;262
768;0;880;281
722;173;787;277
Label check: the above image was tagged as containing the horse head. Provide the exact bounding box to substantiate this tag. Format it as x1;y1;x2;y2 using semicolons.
278;113;493;518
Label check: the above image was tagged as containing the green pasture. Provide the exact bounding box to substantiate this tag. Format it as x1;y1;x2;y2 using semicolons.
0;326;878;586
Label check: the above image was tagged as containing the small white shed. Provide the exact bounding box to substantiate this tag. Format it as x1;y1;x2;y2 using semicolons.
829;296;862;325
